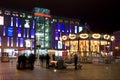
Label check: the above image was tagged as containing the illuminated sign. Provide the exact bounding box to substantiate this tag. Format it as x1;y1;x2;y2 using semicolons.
79;26;83;32
24;20;30;28
34;13;51;18
0;16;4;25
25;39;31;47
8;27;14;36
69;34;76;39
92;33;101;39
79;33;89;39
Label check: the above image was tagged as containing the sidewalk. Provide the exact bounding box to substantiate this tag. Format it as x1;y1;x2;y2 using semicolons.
0;59;120;80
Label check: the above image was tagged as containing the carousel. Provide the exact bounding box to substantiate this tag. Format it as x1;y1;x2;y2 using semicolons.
60;33;115;63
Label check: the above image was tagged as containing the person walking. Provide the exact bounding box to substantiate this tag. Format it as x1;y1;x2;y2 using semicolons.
45;54;50;69
39;54;44;67
17;54;22;69
21;53;27;69
74;54;78;70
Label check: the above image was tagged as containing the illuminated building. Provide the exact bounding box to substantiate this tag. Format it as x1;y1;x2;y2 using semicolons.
50;16;84;56
33;7;51;55
0;7;115;62
0;8;35;57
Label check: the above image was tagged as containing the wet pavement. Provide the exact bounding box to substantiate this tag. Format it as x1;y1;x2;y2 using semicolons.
0;59;120;80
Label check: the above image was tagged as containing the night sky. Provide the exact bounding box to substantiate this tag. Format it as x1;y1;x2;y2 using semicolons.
0;0;120;34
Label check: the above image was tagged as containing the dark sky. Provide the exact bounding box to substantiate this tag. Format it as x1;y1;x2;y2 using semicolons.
0;0;120;34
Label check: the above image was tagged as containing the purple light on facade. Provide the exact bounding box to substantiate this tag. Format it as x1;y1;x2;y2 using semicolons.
65;46;67;49
31;29;34;38
57;23;60;32
62;24;65;32
19;19;22;27
18;28;21;37
32;41;34;48
20;38;23;47
32;20;35;29
55;32;58;40
27;29;29;38
7;37;10;47
16;38;18;47
11;17;13;26
3;26;6;36
11;37;13;47
16;18;18;27
70;25;72;33
0;37;1;46
75;26;77;33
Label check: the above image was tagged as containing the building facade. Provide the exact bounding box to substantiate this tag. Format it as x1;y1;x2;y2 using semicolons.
0;8;35;57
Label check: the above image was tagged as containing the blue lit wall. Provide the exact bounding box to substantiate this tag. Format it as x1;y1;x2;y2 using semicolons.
0;8;35;52
51;17;81;50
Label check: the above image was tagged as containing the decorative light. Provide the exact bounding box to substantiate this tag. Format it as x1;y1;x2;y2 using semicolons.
111;36;115;41
62;36;67;40
69;34;76;39
103;34;110;40
79;33;89;39
92;33;101;39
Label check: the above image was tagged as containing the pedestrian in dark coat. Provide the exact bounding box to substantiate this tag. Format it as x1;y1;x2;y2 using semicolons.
45;54;50;69
29;53;36;70
39;54;44;67
17;54;22;69
74;54;78;70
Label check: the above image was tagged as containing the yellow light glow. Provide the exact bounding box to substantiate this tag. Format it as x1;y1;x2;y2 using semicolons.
79;33;89;39
111;36;115;41
62;36;67;40
69;34;76;39
92;33;101;39
103;34;110;40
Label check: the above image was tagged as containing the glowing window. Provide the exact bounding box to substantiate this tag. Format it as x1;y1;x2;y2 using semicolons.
8;27;14;37
18;28;22;37
31;29;35;38
7;37;10;47
0;16;4;25
16;38;18;47
11;37;13;47
0;37;1;46
20;38;23;47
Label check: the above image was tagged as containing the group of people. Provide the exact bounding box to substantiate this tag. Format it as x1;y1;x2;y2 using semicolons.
17;53;79;70
17;53;35;70
39;54;50;68
39;53;79;70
